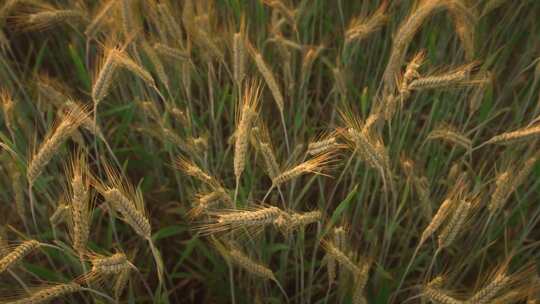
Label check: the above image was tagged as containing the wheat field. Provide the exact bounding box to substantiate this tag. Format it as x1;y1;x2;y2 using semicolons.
0;0;539;303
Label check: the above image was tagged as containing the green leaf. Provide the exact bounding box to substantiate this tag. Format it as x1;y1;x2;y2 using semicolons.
152;225;186;241
23;263;66;282
68;44;91;91
323;185;358;236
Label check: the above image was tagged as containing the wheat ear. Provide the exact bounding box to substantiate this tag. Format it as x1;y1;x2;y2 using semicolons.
466;274;509;304
97;164;164;288
274;210;322;235
154;43;189;60
345;0;388;44
438;199;471;249
10;282;82;304
321;240;359;274
92;47;119;105
67;153;91;256
0;240;41;273
0;89;15;138
84;0;115;38
426;124;472;152
198;205;284;236
382;0;447;95
423;285;463;304
233;22;246;86
113;267;131;300
18;8;86;31
141;40;170;92
272;152;335;187
212;238;288;299
247;41;290;153
233;81;262;203
27;106;89;185
175;156;220;187
484;124;540;145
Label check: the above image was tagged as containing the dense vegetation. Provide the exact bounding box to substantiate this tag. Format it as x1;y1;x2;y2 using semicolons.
0;0;539;303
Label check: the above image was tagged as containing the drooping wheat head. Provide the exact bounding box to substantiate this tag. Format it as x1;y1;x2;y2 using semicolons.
27;105;90;185
272;152;335;187
198;205;284;236
0;240;41;273
345;0;389;44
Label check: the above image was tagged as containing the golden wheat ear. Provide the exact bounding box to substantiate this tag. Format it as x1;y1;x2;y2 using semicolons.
195;205;284;237
97;162;165;288
307;130;346;156
12;3;87;32
64;152;94;257
84;0;116;39
187;188;231;220
92;46;119;106
27;105;91;185
344;0;389;44
247;41;290;152
174;155;221;188
233;80;262;202
272;151;337;187
0;240;41;274
1;282;84;304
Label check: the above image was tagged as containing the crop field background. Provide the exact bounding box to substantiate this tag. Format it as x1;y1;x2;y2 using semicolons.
0;0;539;303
